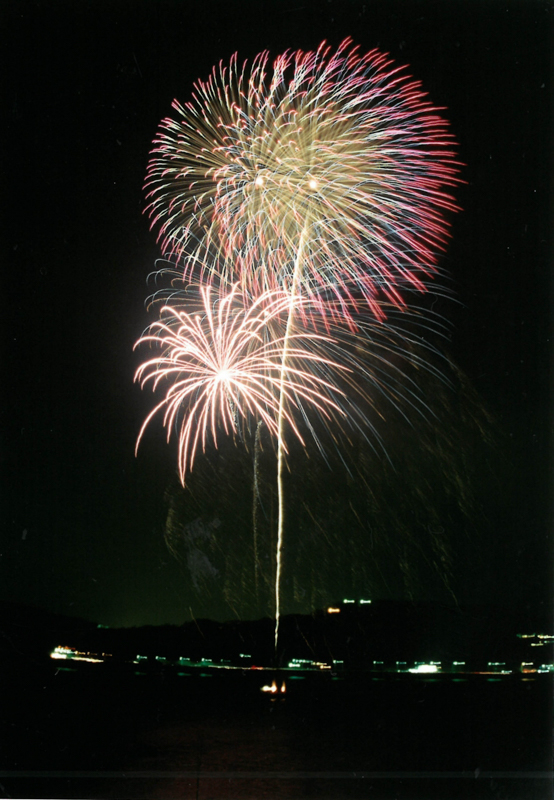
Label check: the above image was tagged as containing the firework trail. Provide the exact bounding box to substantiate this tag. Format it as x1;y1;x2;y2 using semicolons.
134;283;348;485
252;419;263;603
141;39;461;649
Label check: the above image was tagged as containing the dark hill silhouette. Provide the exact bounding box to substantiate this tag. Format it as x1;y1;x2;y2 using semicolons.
1;599;551;671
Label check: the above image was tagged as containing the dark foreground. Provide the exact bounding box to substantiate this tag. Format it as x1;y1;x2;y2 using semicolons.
1;660;552;800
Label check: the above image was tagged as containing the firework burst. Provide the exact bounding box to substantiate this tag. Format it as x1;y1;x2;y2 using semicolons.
145;38;461;320
138;39;462;651
134;284;348;485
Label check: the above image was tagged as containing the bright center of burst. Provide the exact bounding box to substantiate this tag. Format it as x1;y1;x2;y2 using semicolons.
308;179;318;190
217;368;230;383
255;176;264;187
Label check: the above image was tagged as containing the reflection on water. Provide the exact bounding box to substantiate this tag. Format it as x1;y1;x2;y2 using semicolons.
2;664;552;799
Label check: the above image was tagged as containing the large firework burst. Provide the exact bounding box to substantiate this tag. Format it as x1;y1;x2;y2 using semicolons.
145;38;461;319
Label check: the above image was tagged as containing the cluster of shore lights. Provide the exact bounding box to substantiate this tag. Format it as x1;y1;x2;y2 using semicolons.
50;646;108;664
50;646;554;676
520;662;554;674
288;658;332;670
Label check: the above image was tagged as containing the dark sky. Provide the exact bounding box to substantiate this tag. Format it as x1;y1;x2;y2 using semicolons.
2;0;552;627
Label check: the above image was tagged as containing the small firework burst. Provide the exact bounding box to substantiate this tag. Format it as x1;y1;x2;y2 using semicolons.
134;284;348;484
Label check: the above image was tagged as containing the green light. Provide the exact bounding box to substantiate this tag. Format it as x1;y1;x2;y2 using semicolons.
342;599;355;604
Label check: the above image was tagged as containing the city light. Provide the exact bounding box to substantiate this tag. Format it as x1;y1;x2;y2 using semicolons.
50;646;105;663
521;662;537;673
51;646;72;659
409;664;439;674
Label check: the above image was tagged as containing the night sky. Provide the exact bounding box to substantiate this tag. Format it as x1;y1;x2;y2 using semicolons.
3;0;552;628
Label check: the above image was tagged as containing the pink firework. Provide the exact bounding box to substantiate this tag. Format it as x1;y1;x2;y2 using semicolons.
144;38;462;321
134;284;347;484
